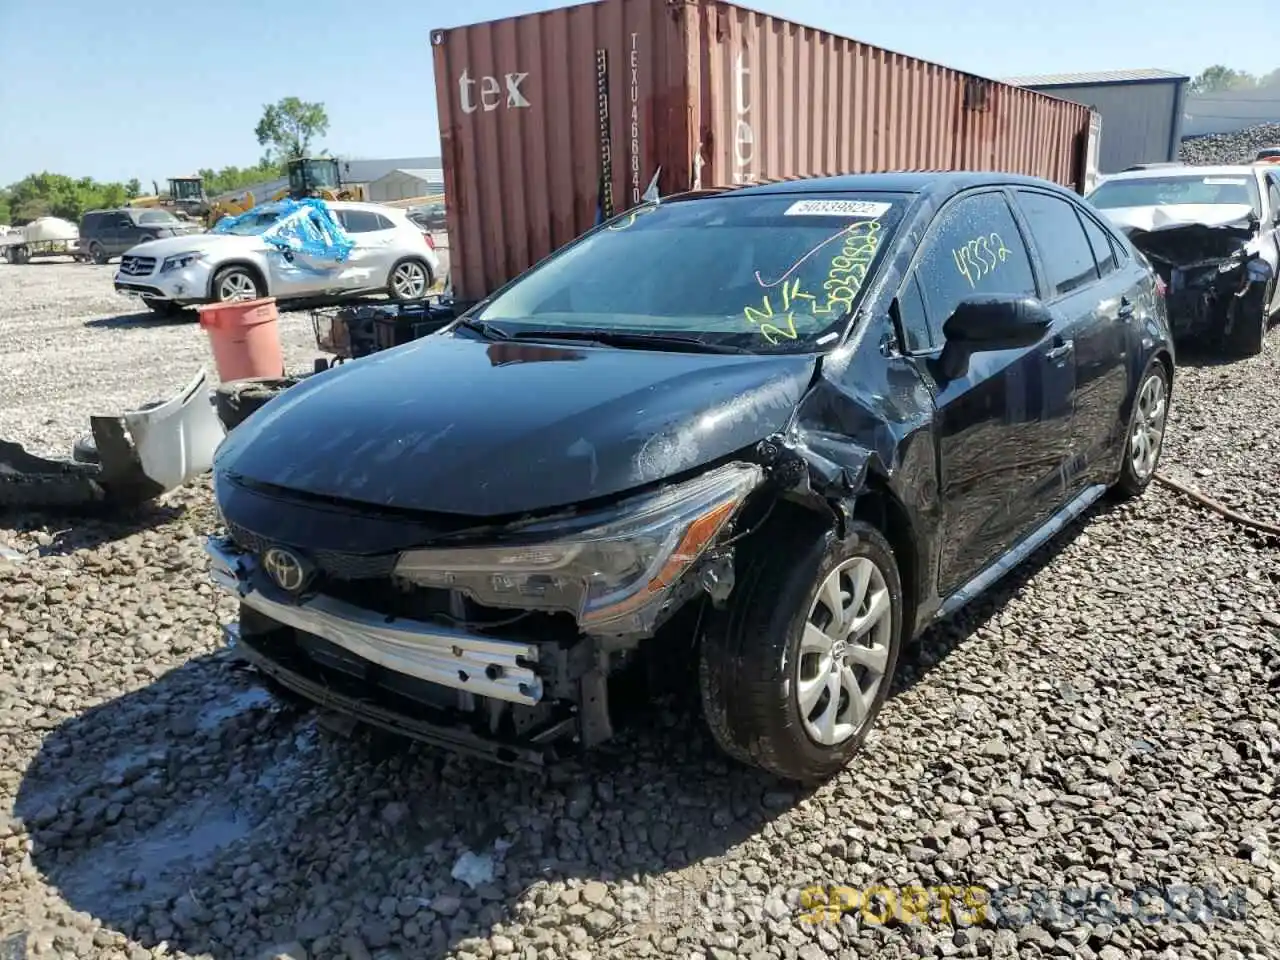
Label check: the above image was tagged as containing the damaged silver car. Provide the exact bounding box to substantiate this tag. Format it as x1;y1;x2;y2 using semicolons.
1087;163;1280;356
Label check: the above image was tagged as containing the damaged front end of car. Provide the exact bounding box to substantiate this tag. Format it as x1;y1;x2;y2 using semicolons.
206;460;785;768
1119;217;1272;344
204;403;883;770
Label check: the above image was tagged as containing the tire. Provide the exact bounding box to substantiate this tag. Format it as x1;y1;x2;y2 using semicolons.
387;258;432;301
1111;358;1170;500
89;242;107;265
211;265;262;303
699;517;904;783
72;434;100;465
11;245;29;265
213;376;300;431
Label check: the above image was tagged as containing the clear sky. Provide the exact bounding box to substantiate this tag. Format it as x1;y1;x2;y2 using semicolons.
0;0;1273;187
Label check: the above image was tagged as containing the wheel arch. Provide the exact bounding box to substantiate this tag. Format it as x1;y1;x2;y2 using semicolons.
208;259;269;300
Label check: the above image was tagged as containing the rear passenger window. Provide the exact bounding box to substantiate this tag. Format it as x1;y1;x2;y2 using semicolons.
1080;212;1119;277
911;191;1037;340
1015;190;1099;296
341;210;385;233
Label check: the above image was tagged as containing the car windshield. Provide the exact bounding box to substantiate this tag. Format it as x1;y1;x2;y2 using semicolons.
218;210;282;236
472;192;910;353
138;211;180;225
1089;173;1261;215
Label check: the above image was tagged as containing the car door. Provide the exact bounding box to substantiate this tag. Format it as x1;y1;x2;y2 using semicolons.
106;213;133;255
335;208;400;292
1012;188;1132;491
897;188;1078;597
261;206;349;298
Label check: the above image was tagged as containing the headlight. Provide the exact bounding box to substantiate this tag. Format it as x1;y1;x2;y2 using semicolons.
394;462;764;631
160;251;205;273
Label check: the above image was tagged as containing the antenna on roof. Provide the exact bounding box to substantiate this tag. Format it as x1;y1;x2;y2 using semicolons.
642;168;662;204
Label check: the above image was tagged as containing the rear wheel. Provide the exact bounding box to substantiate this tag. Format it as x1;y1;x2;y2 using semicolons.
1112;358;1169;499
388;258;431;301
212;266;262;303
89;242;108;265
699;517;904;783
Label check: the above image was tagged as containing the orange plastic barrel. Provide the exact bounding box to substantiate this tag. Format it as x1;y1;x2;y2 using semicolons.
196;297;285;383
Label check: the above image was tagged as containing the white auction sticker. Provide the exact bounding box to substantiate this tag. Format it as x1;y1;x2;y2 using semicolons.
1202;177;1248;185
783;199;892;218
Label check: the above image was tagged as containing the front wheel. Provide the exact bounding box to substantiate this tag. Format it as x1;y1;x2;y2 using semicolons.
1222;284;1269;358
212;266;262;303
387;258;432;301
1111;358;1170;500
699;517;904;783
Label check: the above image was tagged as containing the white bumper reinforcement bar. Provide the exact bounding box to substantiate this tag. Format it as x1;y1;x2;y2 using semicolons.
204;536;544;706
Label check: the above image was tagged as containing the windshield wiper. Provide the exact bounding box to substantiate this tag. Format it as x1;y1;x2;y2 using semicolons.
453;317;512;341
507;328;751;354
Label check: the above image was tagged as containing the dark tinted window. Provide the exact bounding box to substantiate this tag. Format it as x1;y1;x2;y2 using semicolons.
913;190;1037;331
895;272;931;353
1267;174;1280;218
341;210;389;233
138;210;179;225
82;213;103;231
1016;191;1098;296
1079;211;1118;277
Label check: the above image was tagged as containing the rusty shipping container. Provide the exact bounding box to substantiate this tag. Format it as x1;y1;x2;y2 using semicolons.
432;0;1095;301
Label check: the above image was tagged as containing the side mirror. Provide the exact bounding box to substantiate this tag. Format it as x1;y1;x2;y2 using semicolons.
935;295;1053;380
943;295;1053;350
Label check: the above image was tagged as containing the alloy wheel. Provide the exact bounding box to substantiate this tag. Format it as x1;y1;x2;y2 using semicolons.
392;261;428;299
218;273;259;302
1129;371;1167;480
796;556;894;747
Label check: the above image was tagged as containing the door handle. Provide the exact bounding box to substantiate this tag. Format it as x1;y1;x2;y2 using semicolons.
1117;297;1135;319
1045;340;1074;361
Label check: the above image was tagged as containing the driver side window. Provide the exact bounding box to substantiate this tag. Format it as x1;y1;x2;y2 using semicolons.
902;191;1038;350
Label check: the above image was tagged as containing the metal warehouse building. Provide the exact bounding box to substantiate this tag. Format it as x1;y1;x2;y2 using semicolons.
1003;69;1190;174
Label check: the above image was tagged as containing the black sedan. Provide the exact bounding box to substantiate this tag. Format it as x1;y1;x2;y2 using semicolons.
205;171;1175;783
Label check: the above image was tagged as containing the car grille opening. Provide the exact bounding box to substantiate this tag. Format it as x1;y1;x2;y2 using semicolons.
119;255;156;276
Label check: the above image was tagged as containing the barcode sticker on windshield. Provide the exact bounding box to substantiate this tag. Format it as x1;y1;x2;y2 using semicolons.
1203;177;1248;185
784;199;892;218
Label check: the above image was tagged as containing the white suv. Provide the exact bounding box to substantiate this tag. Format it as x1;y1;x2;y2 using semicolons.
112;200;443;315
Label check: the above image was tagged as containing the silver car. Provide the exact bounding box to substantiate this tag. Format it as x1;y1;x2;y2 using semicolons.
112;200;443;316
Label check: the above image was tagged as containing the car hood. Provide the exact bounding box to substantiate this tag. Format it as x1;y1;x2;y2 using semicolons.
1100;202;1256;234
123;233;257;258
213;333;816;516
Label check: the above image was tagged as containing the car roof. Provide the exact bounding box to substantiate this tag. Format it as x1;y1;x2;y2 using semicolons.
1099;164;1261;183
719;170;1077;199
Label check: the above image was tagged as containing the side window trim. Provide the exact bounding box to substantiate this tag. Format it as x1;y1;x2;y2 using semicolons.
1077;205;1119;278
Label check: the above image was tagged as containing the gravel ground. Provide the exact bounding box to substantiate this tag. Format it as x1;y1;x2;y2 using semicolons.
1;263;1279;960
1179;123;1280;166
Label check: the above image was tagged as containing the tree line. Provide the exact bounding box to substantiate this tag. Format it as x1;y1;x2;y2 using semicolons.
1;97;330;226
1190;65;1280;95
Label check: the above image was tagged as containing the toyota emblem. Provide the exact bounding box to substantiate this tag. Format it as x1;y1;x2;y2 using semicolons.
262;547;309;592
